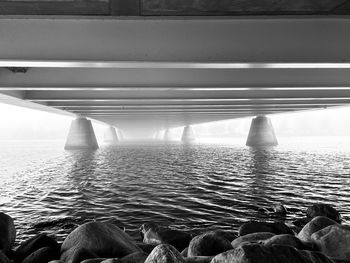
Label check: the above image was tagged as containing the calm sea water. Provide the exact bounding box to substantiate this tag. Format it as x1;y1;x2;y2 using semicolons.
0;137;350;244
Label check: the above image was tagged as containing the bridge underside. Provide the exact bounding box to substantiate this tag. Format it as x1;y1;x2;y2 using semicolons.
1;13;350;136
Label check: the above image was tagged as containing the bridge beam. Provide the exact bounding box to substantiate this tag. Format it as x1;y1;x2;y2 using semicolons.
65;117;99;150
246;116;278;147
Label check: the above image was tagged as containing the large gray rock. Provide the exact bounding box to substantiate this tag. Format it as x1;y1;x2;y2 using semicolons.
206;230;237;242
144;244;186;263
298;216;338;242
61;221;141;262
306;204;341;223
117;251;149;263
140;223;192;252
311;224;350;261
15;233;60;262
0;250;11;263
238;221;293;236
61;247;98;263
262;234;309;250
231;232;275;249
22;246;60;263
0;212;16;251
210;243;334;263
187;232;232;257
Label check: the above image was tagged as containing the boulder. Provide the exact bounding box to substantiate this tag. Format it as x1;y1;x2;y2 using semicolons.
61;221;141;261
144;244;186;263
210;243;334;263
181;247;188;257
117;251;149;263
238;221;293;236
15;233;60;262
311;224;350;261
0;212;16;251
262;234;309;250
185;256;213;263
61;246;98;263
207;230;237;242
0;250;11;263
231;232;275;249
273;204;287;216
22;247;60;263
306;204;341;223
298;216;338;242
187;232;232;257
140;223;192;252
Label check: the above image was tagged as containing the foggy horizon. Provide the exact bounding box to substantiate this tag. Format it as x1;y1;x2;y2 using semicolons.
1;102;350;141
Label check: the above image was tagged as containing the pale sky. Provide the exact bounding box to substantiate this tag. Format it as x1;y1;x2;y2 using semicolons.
0;102;350;140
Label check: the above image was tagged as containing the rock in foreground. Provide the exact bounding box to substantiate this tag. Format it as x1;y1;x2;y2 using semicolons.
312;224;350;261
211;243;334;263
0;212;16;251
298;216;338;243
231;232;275;249
238;221;294;236
306;204;341;223
187;232;232;257
145;244;186;263
61;221;142;262
140;223;192;252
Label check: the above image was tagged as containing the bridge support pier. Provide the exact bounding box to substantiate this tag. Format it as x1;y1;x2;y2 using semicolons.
246;116;278;147
104;126;118;145
163;129;171;141
181;125;196;143
64;117;99;150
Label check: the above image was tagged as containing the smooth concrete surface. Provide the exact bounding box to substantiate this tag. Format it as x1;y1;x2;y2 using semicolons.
246;116;278;147
1;17;350;133
65;117;99;150
104;126;118;145
181;125;196;142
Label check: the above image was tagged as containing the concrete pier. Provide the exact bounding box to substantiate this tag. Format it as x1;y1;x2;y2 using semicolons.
181;125;196;143
64;117;99;150
246;116;278;147
104;126;118;145
163;129;171;141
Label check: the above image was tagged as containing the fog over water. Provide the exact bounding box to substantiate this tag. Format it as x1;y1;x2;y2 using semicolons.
0;103;350;243
1;103;350;141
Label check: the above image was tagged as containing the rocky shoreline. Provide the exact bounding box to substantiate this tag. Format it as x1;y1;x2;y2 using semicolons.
0;203;349;263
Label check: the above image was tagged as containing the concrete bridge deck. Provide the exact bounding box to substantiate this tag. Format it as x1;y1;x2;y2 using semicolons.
0;3;350;141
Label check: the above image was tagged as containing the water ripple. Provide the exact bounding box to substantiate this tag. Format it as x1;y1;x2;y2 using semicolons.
0;140;350;243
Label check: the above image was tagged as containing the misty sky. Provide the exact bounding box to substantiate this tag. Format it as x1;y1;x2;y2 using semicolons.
0;102;350;140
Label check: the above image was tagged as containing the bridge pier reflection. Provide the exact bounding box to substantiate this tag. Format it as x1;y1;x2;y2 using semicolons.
246;116;278;147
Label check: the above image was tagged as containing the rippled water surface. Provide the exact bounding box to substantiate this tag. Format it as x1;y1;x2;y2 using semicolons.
0;137;350;243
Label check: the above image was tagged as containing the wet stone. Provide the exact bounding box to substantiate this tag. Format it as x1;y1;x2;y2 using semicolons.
238;221;294;236
187;232;232;257
144;244;186;263
306;204;341;223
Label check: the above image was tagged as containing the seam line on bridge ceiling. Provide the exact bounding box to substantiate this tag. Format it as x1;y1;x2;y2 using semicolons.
3;87;350;91
27;97;350;102
3;61;350;69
